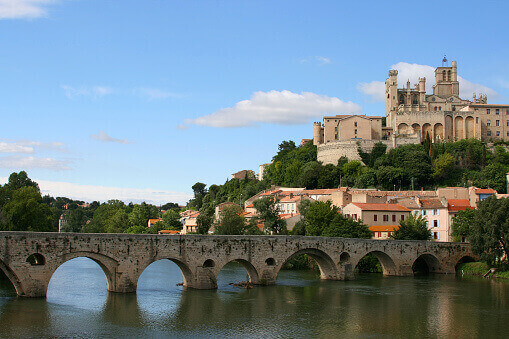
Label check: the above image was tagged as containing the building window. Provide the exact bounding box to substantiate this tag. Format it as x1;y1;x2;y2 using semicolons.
433;232;438;240
487;119;491;126
355;129;357;134
432;97;436;102
422;210;427;215
354;122;357;127
487;131;492;136
506;109;509;115
496;109;499;115
353;214;357;220
507;120;509;127
374;215;378;221
439;106;442;111
383;215;389;221
497;131;500;137
476;117;479;124
434;107;437;111
401;215;405;221
487;109;491;114
392;215;396;222
434;220;439;227
433;209;439;215
496;120;500;126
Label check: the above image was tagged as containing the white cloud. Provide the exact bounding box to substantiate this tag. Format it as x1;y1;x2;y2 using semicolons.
300;56;331;65
0;142;34;154
61;85;114;99
135;87;180;100
1;139;67;152
0;0;58;19
0;155;70;170
358;62;499;102
0;177;193;205
90;131;129;144
185;90;362;128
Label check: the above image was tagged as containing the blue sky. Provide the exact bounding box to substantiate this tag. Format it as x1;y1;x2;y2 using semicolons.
1;0;508;204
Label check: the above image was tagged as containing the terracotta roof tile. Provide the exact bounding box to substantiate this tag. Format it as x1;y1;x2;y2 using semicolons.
369;225;399;232
420;198;446;209
447;199;473;212
474;188;497;194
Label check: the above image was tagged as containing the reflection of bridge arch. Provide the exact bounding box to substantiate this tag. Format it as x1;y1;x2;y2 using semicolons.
276;248;339;280
353;250;398;276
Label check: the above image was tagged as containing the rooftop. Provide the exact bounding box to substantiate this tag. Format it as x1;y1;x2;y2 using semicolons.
350;203;411;212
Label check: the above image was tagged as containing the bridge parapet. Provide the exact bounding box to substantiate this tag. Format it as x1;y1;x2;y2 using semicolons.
0;232;476;297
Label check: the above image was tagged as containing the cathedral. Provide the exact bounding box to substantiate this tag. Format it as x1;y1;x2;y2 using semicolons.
314;60;509;164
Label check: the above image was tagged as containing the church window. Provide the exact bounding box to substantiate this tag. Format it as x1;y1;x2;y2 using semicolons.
399;95;405;104
496;131;500;137
496;120;500;126
487;119;491;126
434;107;437;111
443;70;447;81
453;106;456;111
354;122;357;127
354;129;358;134
476;117;479;124
447;70;451;81
432;97;436;102
487;131;492;136
450;98;454;102
439;106;442;111
496;109;499;115
507;120;509;127
487;109;491;114
387;94;390;99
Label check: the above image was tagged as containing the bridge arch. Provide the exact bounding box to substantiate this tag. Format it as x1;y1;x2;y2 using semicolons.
354;251;398;276
0;258;24;296
454;255;476;272
137;258;193;288
276;248;339;280
216;259;260;285
412;253;441;274
50;251;118;292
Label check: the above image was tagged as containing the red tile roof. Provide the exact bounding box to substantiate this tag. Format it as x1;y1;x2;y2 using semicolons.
351;203;411;212
420;198;446;209
369;225;399;232
447;199;473;212
158;230;180;235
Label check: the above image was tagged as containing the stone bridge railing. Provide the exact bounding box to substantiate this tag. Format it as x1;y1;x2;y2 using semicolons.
0;232;475;297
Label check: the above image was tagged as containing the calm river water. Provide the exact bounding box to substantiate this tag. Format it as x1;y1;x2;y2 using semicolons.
0;258;508;338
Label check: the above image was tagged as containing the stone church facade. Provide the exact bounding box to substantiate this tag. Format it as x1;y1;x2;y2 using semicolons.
315;60;509;164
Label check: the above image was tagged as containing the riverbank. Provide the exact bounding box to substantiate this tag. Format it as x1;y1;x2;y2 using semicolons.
456;262;509;279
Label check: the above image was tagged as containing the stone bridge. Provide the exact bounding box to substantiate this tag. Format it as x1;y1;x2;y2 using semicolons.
0;232;475;297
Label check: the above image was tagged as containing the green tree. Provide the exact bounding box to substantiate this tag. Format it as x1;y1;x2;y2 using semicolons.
196;213;213;234
391;213;431;240
305;201;339;236
322;214;372;238
452;196;509;264
128;202;156;228
3;171;39;192
214;205;245;235
162;209;182;230
433;152;456;180
253;197;285;234
0;186;55;232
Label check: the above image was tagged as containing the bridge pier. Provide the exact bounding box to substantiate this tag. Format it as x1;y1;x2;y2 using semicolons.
193;267;217;289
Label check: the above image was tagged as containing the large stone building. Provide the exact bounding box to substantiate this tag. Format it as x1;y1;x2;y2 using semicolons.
314;60;509;164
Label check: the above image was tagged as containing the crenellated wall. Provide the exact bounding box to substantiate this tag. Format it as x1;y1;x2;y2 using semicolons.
0;232;475;297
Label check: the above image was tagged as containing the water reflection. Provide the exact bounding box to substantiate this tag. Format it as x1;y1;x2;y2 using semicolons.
0;258;507;337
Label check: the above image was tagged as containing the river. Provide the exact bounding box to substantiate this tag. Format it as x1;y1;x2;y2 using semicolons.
0;257;508;338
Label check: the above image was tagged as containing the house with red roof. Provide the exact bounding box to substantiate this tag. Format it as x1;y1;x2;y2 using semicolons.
342;203;411;239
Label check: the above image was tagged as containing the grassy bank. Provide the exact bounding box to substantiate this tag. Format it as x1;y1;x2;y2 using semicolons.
456;262;509;279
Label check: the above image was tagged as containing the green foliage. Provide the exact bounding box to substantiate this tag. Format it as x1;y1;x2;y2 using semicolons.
322;214;372;238
0;186;55;232
162;209;182;230
291;220;306;235
304;201;339;236
253;197;285;234
128;202;158;228
214;205;245;235
356;253;382;273
452;196;509;265
391;213;431;240
358;142;387;167
196;213;213;234
456;262;490;275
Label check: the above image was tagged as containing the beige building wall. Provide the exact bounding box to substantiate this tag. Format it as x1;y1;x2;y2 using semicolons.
342;204;411;227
